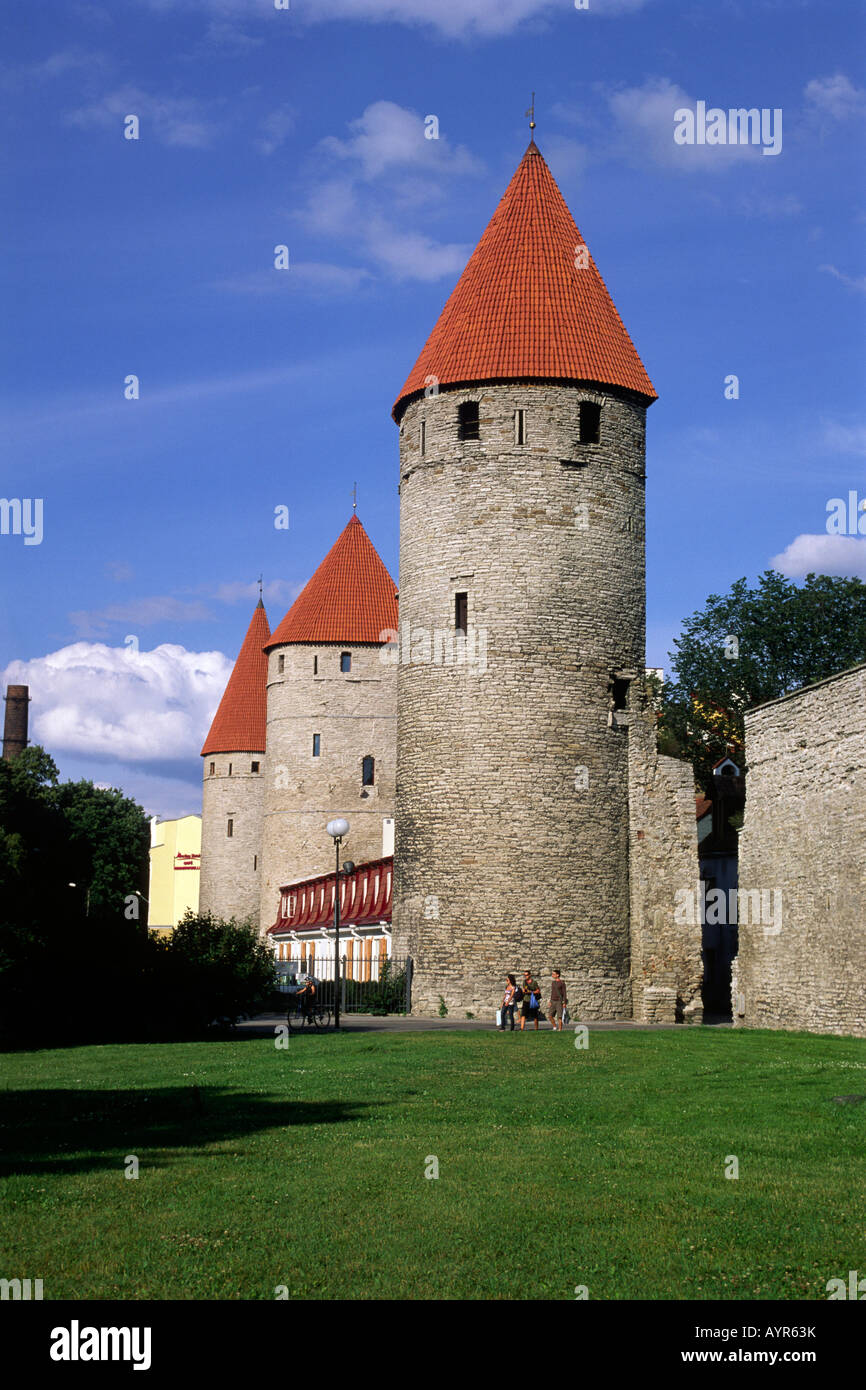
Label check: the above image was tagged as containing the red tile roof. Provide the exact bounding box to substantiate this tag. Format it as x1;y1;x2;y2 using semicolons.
393;140;656;419
266;516;398;648
201;600;270;756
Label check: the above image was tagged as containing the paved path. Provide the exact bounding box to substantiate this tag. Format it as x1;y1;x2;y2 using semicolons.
236;1011;731;1037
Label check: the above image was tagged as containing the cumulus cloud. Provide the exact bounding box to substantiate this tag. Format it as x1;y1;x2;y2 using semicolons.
770;534;866;580
1;642;233;765
607;79;773;171
804;74;866;122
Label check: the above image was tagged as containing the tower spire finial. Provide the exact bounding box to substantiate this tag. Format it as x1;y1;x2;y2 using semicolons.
257;574;263;605
525;92;536;135
352;481;357;514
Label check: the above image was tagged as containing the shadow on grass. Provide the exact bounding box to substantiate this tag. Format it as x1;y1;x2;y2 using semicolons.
0;1086;376;1179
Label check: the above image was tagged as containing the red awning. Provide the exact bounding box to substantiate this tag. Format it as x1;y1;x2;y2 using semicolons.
269;856;393;934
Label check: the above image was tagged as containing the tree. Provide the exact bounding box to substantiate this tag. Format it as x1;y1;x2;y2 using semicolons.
158;911;278;1035
659;571;866;790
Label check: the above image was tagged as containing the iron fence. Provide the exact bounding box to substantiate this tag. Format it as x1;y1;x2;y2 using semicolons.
276;955;412;1015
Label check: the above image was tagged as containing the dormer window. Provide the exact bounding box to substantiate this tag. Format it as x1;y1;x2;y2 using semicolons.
458;401;479;441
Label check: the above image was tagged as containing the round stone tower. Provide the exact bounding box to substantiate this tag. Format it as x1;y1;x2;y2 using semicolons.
258;516;398;929
391;140;657;1018
200;598;270;924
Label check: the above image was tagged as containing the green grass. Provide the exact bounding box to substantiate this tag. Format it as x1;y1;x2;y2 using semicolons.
1;1027;864;1300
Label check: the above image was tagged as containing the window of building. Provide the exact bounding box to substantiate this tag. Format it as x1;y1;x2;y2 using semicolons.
228;762;232;776
579;402;601;445
251;761;260;774
254;855;257;871
515;409;526;446
455;591;468;634
458;400;479;441
227;818;233;838
277;654;285;674
362;755;375;786
612;678;630;711
313;734;321;757
313;655;318;675
420;420;426;455
340;652;352;673
209;762;215;776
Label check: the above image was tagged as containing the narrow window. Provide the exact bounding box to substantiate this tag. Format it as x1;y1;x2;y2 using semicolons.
209;762;215;776
612;678;630;711
228;762;232;776
458;400;479;441
227;818;233;838
579;402;601;445
313;655;318;675
362;755;375;786
420;420;426;455
313;734;321;757
455;592;468;634
340;652;352;673
254;855;258;871
515;409;526;446
277;654;285;674
251;761;260;774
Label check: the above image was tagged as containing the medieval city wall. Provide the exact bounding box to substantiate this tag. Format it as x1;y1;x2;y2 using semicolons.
734;663;866;1038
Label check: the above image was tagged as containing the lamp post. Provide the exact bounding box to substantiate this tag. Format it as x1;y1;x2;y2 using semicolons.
326;818;350;1030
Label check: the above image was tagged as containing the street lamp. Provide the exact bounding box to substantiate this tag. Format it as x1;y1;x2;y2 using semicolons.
326;818;350;1030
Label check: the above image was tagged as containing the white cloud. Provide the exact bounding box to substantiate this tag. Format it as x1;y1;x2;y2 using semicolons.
66;86;218;148
608;79;774;171
321;101;480;178
1;642;233;765
823;422;866;456
257;104;295;154
141;0;650;38
804;74;866;122
770;534;866;580
69;597;215;639
819;263;866;295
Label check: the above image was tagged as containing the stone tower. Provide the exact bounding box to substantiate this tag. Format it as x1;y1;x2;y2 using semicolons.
258;516;398;929
200;598;270;923
2;685;29;762
391;140;666;1018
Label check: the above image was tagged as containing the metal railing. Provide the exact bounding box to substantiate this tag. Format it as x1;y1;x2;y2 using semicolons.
276;956;412;1015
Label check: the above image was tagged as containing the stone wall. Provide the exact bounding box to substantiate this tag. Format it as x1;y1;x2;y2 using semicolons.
392;381;649;1018
199;753;266;924
626;683;703;1024
735;663;866;1038
259;642;397;928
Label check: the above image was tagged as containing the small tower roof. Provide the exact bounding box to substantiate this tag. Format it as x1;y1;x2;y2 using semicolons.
393;140;656;419
266;515;397;648
201;599;270;756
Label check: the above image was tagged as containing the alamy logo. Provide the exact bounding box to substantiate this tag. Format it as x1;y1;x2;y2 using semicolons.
674;886;782;935
0;1277;43;1300
379;622;487;674
50;1320;152;1371
0;498;43;546
826;1270;866;1299
826;492;866;536
674;103;783;156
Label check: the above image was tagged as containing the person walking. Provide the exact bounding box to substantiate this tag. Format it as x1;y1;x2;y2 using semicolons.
548;969;567;1031
499;973;518;1031
519;969;541;1031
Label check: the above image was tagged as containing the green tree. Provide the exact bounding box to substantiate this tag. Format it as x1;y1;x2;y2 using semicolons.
659;571;866;790
159;911;278;1034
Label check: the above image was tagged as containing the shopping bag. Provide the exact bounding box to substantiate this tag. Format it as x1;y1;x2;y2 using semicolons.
495;1009;502;1027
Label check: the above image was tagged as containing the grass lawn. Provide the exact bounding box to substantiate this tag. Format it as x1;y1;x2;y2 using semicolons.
1;1026;864;1300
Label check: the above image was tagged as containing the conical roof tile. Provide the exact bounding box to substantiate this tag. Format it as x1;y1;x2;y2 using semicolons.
266;516;397;647
201;600;270;756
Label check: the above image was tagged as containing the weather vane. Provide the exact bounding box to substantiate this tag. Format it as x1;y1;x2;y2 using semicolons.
352;482;357;513
525;92;536;133
258;574;263;600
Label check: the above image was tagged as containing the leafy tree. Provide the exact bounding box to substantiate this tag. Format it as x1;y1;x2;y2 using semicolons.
158;911;278;1035
659;571;866;790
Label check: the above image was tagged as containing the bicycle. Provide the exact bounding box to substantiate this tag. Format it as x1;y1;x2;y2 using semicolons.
287;996;332;1032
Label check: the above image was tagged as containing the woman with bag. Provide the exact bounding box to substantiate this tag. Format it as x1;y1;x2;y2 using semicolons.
499;973;518;1031
519;969;541;1031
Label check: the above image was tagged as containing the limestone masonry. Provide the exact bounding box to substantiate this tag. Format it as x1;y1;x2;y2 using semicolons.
734;663;866;1039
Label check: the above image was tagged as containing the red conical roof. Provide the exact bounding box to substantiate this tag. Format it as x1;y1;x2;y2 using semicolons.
201;600;270;756
393;140;656;419
266;516;398;647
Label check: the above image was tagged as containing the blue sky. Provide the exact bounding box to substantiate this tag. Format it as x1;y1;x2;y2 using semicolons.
1;0;864;817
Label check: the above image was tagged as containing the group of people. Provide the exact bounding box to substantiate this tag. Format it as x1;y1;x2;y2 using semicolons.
499;969;568;1032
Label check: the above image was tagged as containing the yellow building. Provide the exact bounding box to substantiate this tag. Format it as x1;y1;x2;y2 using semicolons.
148;814;201;933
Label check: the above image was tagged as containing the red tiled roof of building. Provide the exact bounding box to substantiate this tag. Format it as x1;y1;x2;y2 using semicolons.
696;795;712;820
266;515;398;648
201;600;270;756
393;140;656;419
